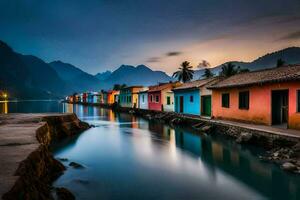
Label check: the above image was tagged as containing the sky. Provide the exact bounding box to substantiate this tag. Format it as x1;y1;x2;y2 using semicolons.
0;0;300;75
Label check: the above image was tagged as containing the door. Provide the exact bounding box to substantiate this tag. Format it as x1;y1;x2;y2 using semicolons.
272;90;288;125
201;95;212;116
180;96;184;113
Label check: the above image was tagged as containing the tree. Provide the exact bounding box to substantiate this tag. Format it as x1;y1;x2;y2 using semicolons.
276;58;285;67
172;61;194;83
202;68;214;78
220;62;239;77
113;84;127;90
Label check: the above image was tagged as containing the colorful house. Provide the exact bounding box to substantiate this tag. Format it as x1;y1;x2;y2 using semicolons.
138;90;149;110
119;86;145;108
87;92;93;103
173;78;218;116
148;82;182;112
82;93;87;103
208;64;300;130
107;90;120;104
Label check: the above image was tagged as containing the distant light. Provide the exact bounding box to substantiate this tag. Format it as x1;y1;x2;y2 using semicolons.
3;93;7;98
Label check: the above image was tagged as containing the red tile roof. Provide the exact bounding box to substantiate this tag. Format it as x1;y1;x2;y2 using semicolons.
209;64;300;89
173;78;218;91
148;82;181;92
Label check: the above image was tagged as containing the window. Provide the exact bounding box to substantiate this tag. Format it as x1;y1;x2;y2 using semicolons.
167;96;171;105
239;91;249;109
150;95;153;102
297;90;300;112
155;95;159;103
190;95;194;102
142;95;144;103
222;93;230;108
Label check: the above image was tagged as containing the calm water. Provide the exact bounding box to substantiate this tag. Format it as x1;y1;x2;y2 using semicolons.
1;101;300;200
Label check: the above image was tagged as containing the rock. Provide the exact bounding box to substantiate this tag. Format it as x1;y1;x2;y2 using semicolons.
292;142;300;152
201;125;212;133
69;162;85;169
129;110;135;114
281;162;297;171
56;187;75;200
58;158;69;162
236;132;253;143
273;152;279;157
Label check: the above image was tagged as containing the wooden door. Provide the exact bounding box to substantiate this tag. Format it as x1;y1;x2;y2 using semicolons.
180;96;184;113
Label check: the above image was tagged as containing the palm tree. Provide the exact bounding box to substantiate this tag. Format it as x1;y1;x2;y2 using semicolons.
202;68;214;78
276;58;285;67
172;61;194;83
220;62;238;77
113;84;127;90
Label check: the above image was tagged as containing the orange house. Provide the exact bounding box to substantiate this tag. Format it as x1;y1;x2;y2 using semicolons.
107;90;120;104
209;65;300;130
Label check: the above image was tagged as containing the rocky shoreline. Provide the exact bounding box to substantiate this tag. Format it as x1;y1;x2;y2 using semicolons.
104;103;300;173
0;113;90;200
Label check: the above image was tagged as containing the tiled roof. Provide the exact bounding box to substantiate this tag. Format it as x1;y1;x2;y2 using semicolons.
173;78;218;91
148;82;180;92
209;64;300;89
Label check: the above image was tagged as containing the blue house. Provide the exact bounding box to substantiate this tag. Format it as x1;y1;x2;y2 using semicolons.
173;78;217;116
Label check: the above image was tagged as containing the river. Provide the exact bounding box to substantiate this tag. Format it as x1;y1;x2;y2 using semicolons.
1;100;299;200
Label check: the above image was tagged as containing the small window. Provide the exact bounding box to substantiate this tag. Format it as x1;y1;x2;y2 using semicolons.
239;91;249;110
167;96;171;105
150;95;153;102
190;95;194;102
222;93;230;108
297;90;300;112
142;95;144;103
155;95;159;103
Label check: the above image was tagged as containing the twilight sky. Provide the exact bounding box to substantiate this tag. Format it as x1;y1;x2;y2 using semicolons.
0;0;300;75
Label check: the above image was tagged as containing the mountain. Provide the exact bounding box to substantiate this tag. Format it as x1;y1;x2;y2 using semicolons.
95;70;112;81
193;47;300;79
49;61;101;92
0;40;68;99
97;64;173;89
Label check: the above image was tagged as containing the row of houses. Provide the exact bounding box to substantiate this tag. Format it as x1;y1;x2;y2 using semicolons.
67;64;300;130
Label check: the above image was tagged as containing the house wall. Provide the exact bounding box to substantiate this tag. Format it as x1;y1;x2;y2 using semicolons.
107;91;120;104
119;89;132;108
148;91;162;111
120;88;142;108
138;92;148;109
212;81;300;130
162;91;175;112
174;89;201;115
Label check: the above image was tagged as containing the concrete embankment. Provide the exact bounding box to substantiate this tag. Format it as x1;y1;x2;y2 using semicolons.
0;113;90;200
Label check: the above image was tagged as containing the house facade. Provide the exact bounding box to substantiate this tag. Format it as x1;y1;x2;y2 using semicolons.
119;86;145;108
148;82;181;112
209;65;300;130
173;78;217;116
138;90;149;110
107;90;120;104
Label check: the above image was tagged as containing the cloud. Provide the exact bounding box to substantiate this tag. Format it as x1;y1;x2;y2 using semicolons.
278;30;300;41
166;51;182;57
146;57;161;63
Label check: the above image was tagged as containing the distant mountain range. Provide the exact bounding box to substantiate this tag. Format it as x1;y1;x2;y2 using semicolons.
95;64;173;89
49;61;101;92
193;47;300;79
0;39;299;99
0;41;68;99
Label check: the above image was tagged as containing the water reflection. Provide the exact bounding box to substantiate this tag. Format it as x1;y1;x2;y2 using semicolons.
52;104;300;200
0;100;63;113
